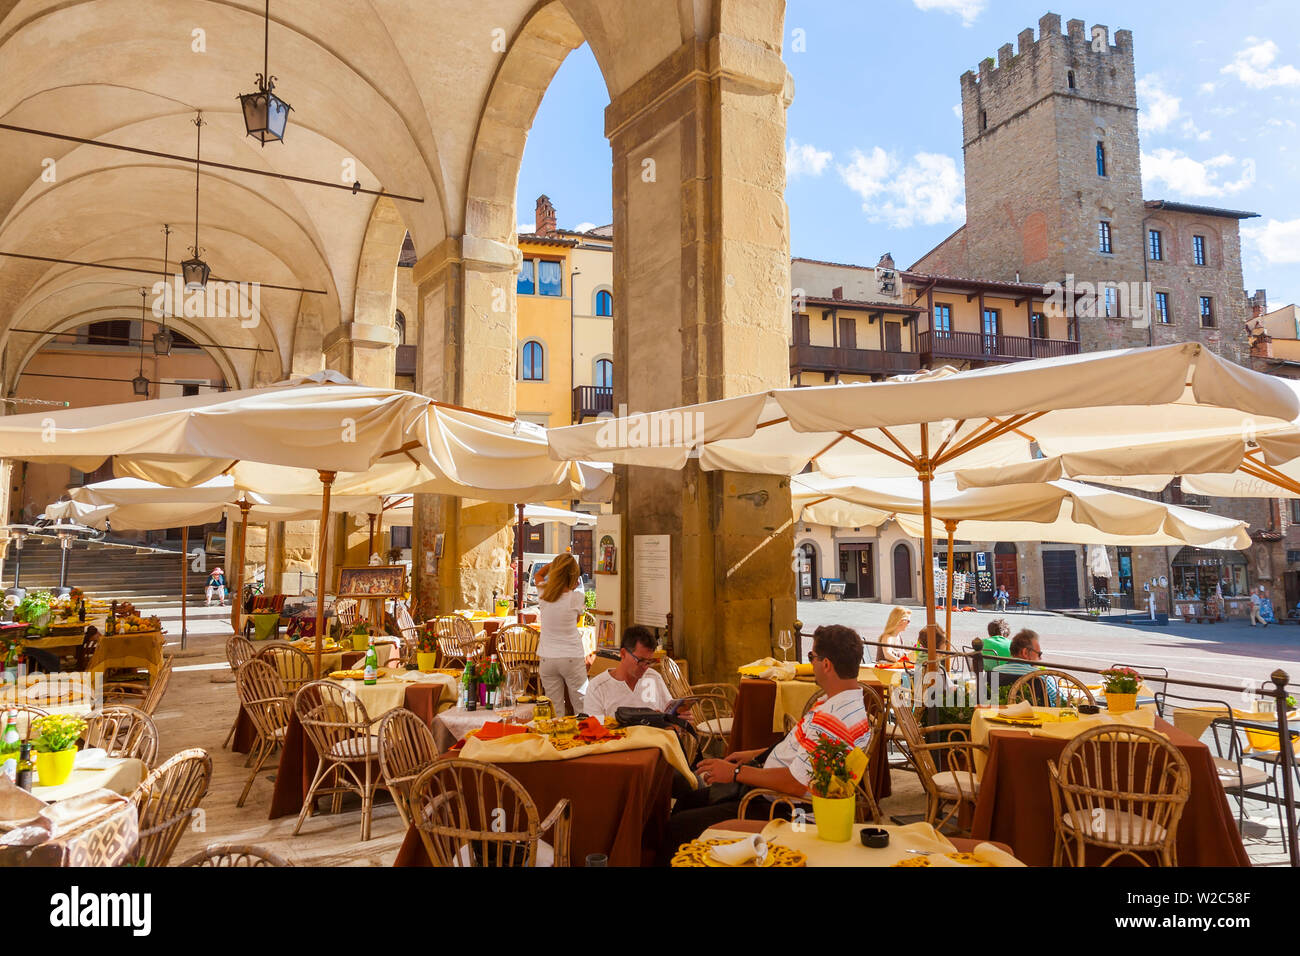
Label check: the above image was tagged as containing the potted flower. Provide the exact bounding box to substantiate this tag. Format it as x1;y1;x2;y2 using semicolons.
31;713;88;787
15;590;54;634
348;620;370;651
808;737;859;843
1100;667;1141;714
416;625;439;673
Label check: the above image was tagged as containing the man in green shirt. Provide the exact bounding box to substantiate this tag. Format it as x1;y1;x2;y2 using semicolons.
981;619;1011;673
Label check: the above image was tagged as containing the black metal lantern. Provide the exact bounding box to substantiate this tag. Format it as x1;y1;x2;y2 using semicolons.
184;113;210;291
132;372;150;396
238;1;292;144
133;289;151;396
155;223;175;353
153;327;174;356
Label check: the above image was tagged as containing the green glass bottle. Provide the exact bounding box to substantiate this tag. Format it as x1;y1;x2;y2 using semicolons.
363;637;378;686
0;711;20;784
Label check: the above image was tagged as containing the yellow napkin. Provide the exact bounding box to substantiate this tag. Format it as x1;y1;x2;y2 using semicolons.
739;657;781;677
793;663;814;677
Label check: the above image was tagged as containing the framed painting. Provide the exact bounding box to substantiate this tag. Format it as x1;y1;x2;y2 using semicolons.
337;564;407;599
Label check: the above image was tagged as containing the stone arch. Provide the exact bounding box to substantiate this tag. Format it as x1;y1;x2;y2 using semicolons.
352;196;409;330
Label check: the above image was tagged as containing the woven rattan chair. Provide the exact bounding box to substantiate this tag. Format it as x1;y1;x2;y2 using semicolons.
891;688;984;835
410;758;571;867
1048;723;1191;867
234;659;292;807
81;705;159;767
256;642;315;693
104;656;173;716
659;656;736;757
75;627;100;671
1006;668;1095;708
579;610;596;628
292;680;382;842
177;843;292;867
431;615;484;668
129;747;212;867
496;624;541;692
222;636;258;748
377;705;442;828
392;602;421;667
334;598;360;631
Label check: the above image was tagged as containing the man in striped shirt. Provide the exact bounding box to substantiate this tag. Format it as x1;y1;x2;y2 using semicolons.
662;625;873;859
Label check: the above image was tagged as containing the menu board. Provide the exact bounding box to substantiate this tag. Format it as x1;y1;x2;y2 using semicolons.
633;534;671;628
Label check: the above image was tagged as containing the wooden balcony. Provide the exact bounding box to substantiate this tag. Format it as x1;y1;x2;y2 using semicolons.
572;385;613;422
917;330;1080;364
789;343;920;377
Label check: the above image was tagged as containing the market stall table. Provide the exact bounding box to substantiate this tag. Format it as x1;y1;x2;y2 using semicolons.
968;715;1250;866
87;630;165;678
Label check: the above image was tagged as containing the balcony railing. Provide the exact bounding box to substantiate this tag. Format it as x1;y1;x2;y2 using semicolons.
789;343;920;377
572;385;613;422
917;330;1080;363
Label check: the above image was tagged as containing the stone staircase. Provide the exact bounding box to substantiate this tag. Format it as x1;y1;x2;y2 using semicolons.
4;536;209;607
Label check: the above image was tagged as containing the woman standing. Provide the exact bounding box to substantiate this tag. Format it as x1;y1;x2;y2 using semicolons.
536;553;588;716
876;606;912;662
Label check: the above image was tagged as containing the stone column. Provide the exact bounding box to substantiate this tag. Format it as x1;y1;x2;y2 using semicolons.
410;237;519;618
606;19;796;681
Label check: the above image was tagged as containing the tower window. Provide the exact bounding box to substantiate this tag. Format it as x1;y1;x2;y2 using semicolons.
1200;296;1215;328
980;110;988;131
1096;141;1106;177
1098;221;1112;254
1155;292;1170;323
1068;70;1076;89
1193;235;1206;266
1148;229;1163;261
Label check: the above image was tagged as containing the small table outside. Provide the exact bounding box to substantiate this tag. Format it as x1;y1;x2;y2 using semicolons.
432;703;536;751
32;756;147;803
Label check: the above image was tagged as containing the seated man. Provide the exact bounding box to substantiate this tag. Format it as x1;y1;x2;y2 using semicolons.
663;624;872;860
583;625;673;717
980;619;1012;673
992;628;1057;704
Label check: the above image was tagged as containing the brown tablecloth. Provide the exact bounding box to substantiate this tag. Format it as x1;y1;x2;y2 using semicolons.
265;682;442;819
727;678;891;800
231;650;365;753
969;717;1250;866
392;747;673;867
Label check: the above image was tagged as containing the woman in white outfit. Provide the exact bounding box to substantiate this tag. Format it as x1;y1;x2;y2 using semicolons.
536;553;588;716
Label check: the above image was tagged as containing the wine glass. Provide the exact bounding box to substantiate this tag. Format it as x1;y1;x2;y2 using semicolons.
777;629;793;663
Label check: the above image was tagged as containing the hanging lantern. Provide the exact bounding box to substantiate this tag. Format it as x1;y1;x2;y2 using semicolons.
152;327;174;356
133;289;151;396
132;372;150;396
238;0;292;144
181;254;210;292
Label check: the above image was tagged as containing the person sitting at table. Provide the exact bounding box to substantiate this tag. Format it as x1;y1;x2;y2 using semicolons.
876;606;911;663
663;624;873;859
206;567;227;607
584;625;674;717
536;553;588;716
980;618;1011;672
992;629;1057;704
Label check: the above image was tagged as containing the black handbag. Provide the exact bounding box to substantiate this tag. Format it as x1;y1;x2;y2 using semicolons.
614;706;699;757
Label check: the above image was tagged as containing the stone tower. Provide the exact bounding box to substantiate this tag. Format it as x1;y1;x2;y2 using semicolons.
958;13;1146;350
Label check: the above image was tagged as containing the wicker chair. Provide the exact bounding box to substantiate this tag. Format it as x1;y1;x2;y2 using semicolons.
222;636;258;749
81;705;159;767
256;643;315;693
104;656;173;716
410;758;571;867
292;680;382;842
496;624;541;692
1006;669;1095;708
579;610;596;628
891;688;985;835
75;627;100;671
377;705;442;828
177;843;292;867
234;660;292;807
1048;724;1191;867
334;597;360;631
431;615;484;668
659;657;735;757
129;748;212;867
392;602;421;667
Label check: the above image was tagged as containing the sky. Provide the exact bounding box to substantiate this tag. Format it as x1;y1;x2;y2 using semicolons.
515;0;1300;311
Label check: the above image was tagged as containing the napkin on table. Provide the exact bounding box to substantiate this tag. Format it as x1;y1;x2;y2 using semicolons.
577;717;613;741
708;833;768;866
997;700;1035;718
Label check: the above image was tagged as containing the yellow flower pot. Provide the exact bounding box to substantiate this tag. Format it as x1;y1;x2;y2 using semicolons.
1106;692;1138;714
495;599;511;617
36;748;77;787
811;795;855;843
416;652;439;673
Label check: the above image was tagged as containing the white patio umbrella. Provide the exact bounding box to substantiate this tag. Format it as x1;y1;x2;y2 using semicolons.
549;343;1295;665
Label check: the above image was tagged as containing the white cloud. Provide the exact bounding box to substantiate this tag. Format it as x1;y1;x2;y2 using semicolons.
912;0;984;27
1142;148;1256;198
1244;218;1300;265
1137;75;1181;133
786;139;832;178
838;147;966;228
952;104;962;120
516;222;533;234
1221;38;1300;89
1199;82;1217;95
1181;119;1211;142
573;221;597;233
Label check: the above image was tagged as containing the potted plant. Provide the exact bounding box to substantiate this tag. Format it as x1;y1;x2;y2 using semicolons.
416;624;439;673
15;590;54;634
808;737;859;843
348;621;370;651
1100;667;1141;714
32;713;88;787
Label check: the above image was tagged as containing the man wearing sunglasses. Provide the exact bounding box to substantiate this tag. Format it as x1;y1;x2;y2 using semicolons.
583;625;674;717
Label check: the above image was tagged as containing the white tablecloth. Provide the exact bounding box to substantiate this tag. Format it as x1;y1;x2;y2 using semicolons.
432;703;536;751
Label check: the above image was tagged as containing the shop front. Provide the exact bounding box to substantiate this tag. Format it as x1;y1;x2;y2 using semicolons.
1171;546;1250;620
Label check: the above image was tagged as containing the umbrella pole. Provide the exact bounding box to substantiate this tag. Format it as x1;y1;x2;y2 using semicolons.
368;514;376;560
315;471;336;678
919;424;937;672
515;503;524;615
944;520;957;642
181;526;188;650
231;498;252;636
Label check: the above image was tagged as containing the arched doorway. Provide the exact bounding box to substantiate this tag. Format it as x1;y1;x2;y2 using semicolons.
892;543;913;600
798;542;819;599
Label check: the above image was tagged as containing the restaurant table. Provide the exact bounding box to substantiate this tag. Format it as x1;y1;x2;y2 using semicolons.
393;745;673;867
970;706;1158;776
229;650;366;752
32;756;146;803
968;715;1250;866
266;680;445;820
88;630;165;678
727;676;892;799
432;703;536;751
0;789;139;867
694;820;1024;867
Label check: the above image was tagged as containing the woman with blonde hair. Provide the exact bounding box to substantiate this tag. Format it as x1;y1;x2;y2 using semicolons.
876;606;912;663
536;553;588;715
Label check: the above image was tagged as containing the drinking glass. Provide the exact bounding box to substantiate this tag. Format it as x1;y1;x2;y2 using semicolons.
777;630;793;663
1059;697;1079;722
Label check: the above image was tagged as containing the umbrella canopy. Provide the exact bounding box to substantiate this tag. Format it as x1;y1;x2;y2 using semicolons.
361;498;597;530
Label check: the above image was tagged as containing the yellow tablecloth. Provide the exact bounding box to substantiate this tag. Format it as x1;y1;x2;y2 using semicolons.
88;631;165;677
970;705;1158;777
697;820;1024;867
20;632;86;652
1232;708;1300;754
325;675;408;720
32;757;147;803
767;666;896;733
865;665;908;686
459;724;695;785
